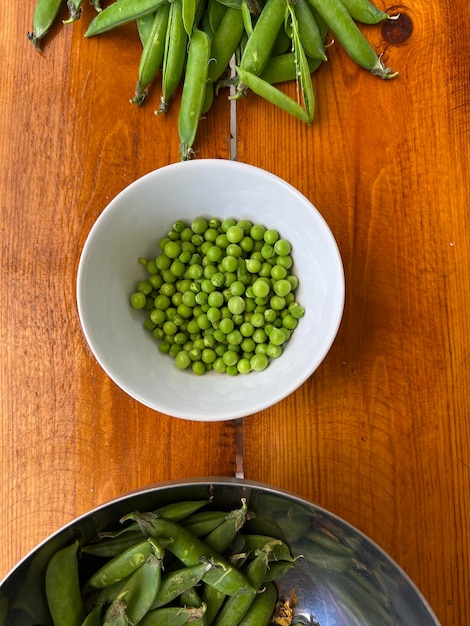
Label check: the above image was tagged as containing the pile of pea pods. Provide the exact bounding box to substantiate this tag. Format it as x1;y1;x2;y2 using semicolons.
44;497;300;625
28;0;398;159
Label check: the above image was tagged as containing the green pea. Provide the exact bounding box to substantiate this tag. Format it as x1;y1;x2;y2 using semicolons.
250;353;269;371
227;296;245;315
273;278;292;297
130;292;147;309
192;360;206;375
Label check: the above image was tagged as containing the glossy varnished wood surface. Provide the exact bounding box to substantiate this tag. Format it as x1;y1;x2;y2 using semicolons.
1;2;469;625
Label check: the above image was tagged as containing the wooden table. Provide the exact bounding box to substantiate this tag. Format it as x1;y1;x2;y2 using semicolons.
1;1;469;624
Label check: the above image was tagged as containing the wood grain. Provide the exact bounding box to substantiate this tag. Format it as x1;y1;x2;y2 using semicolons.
0;3;233;581
239;4;470;625
1;1;469;625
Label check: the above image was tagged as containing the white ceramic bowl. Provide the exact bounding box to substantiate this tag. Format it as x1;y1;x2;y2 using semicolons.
76;160;344;421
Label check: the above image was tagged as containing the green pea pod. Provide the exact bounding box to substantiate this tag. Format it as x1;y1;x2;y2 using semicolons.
103;553;163;625
180;586;203;608
203;498;250;553
81;603;103;626
201;584;226;625
91;575;132;606
137;12;157;46
153;498;213;521
201;81;215;115
130;514;255;596
305;0;397;78
207;7;245;83
234;66;311;124
182;0;197;37
340;0;389;24
208;0;227;33
132;2;171;104
27;0;64;50
150;561;212;609
212;540;279;626
239;0;287;76
0;596;9;626
140;604;207;626
179;27;211;160
85;0;167;36
157;0;188;112
291;0;327;60
262;559;295;582
240;0;253;36
45;540;86;626
271;23;291;56
238;581;277;626
181;510;227;537
84;539;155;589
81;530;144;557
260;52;322;85
286;1;315;123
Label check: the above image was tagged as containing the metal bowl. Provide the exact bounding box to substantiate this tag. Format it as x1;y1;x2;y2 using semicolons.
0;478;440;625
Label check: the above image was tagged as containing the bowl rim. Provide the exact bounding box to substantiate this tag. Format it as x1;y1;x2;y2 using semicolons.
0;477;440;626
76;159;345;421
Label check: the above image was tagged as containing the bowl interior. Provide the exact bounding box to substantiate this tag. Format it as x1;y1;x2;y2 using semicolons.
0;479;440;626
77;160;344;421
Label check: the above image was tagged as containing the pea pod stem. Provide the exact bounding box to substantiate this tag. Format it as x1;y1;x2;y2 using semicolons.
63;0;83;24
